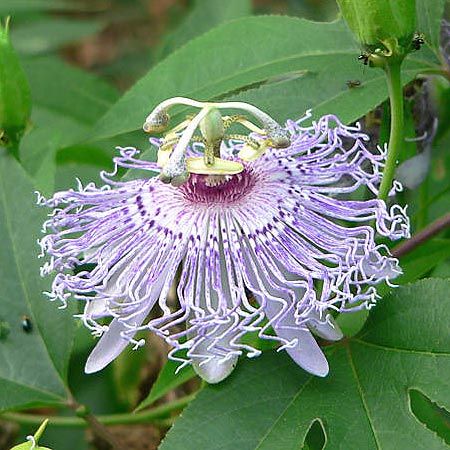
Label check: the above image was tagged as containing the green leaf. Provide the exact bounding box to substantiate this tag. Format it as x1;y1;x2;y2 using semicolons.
0;149;75;411
336;308;369;337
90;16;439;142
11;18;102;55
416;0;446;52
161;279;450;450
157;0;251;60
230;51;436;126
427;128;450;224
136;359;196;412
54;145;113;192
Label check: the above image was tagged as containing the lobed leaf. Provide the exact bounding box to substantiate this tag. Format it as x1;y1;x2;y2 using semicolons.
161;279;450;450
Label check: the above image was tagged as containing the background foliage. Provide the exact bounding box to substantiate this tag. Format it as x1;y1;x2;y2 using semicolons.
0;0;449;449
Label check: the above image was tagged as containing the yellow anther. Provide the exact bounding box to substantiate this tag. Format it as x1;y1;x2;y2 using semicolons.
157;148;172;167
160;135;179;151
238;142;268;162
222;115;243;129
187;157;244;175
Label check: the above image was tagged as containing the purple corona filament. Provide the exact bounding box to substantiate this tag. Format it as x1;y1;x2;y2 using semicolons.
38;110;409;383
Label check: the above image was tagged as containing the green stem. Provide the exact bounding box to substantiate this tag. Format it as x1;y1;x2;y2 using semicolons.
1;394;195;428
378;61;404;201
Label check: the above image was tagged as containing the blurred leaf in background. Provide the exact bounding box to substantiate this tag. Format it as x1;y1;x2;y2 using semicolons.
19;55;119;193
156;0;251;60
11;17;102;55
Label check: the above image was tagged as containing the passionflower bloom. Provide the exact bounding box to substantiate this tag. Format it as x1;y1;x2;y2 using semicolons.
38;98;409;383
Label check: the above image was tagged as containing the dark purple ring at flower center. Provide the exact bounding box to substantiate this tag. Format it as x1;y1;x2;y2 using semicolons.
180;167;258;205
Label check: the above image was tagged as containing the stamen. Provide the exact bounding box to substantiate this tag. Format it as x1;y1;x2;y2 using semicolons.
143;97;205;133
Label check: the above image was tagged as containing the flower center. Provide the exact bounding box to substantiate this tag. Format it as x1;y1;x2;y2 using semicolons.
180;167;257;205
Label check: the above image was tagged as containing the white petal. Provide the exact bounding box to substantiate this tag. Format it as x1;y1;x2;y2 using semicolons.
307;312;343;342
85;263;171;373
263;297;329;377
192;354;238;384
362;253;401;279
283;328;329;377
85;317;134;374
188;319;239;383
84;298;109;319
242;243;330;378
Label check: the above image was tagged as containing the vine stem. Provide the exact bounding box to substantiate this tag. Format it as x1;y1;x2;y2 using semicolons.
378;61;404;201
0;394;195;428
392;212;450;258
74;408;124;450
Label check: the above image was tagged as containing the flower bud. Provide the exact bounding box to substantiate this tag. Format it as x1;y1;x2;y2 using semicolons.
0;18;31;145
336;0;416;49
